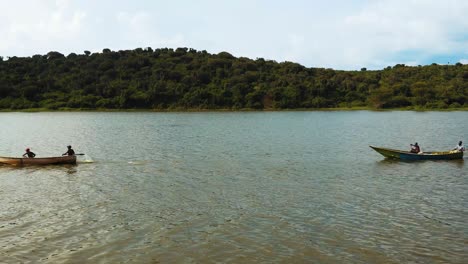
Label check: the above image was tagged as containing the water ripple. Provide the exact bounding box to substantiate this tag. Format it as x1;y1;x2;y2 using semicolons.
0;111;466;263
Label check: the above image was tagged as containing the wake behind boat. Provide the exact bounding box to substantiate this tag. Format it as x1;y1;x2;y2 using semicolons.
0;155;77;166
370;146;463;160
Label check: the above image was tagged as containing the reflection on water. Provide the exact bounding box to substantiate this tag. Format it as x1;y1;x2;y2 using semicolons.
0;111;466;263
377;157;465;165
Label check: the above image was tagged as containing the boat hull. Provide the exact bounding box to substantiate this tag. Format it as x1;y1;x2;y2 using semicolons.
370;146;463;160
0;155;77;166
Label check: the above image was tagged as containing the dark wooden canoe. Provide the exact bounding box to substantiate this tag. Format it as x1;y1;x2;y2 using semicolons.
370;146;463;160
0;155;77;166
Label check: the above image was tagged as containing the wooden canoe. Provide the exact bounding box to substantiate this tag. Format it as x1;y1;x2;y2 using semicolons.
370;146;463;160
0;155;77;166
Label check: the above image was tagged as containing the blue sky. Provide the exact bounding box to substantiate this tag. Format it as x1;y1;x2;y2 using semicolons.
1;0;467;70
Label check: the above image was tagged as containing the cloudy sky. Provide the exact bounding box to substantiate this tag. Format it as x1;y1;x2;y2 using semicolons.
1;0;467;70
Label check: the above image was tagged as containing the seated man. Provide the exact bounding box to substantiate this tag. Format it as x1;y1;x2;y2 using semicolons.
453;141;465;152
410;142;420;153
62;145;75;156
23;148;36;158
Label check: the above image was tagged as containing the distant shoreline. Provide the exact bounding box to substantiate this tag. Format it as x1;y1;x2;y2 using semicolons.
1;48;466;111
1;107;467;113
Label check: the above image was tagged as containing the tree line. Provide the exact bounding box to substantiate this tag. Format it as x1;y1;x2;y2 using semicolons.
0;47;466;110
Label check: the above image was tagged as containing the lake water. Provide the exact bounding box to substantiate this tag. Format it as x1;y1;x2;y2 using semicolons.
0;111;466;263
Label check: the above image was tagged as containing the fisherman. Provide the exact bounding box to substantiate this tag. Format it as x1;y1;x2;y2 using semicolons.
62;145;75;156
453;141;465;152
410;142;420;153
23;148;36;158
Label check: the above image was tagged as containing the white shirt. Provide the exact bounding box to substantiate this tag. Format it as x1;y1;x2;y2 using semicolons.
455;144;465;151
455;145;465;151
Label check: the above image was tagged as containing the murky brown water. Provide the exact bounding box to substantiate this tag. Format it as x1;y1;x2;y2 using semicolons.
0;111;467;263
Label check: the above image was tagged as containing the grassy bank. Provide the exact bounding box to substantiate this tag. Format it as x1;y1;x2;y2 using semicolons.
1;106;467;112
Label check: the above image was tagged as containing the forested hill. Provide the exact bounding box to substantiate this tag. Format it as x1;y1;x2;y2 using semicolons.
0;47;467;110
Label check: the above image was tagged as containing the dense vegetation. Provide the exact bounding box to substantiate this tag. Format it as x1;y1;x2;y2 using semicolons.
0;48;466;110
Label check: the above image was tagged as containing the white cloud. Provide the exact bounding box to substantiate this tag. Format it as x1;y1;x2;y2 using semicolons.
114;11;186;50
265;0;468;69
0;0;87;55
460;59;468;64
326;0;468;69
283;34;306;63
0;0;467;69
